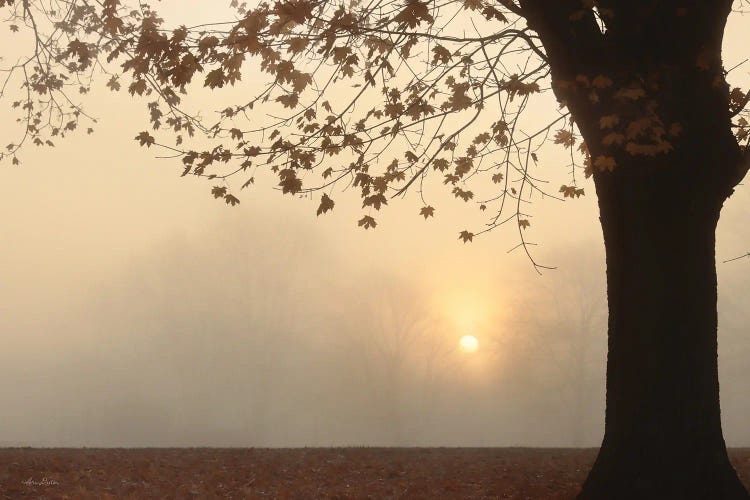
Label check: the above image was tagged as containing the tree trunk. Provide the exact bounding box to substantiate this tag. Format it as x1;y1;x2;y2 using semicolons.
578;145;749;498
517;2;746;496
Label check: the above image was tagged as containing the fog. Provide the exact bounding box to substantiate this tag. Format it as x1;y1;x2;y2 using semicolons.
0;208;607;447
1;189;748;447
1;2;749;450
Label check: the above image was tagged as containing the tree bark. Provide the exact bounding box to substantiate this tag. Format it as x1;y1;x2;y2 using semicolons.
578;143;749;498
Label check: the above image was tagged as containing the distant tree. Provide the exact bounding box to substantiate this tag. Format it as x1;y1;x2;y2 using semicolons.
505;245;607;446
335;275;454;445
2;0;749;497
104;222;327;445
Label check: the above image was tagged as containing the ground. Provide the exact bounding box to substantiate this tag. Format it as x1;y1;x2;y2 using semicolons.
1;448;749;499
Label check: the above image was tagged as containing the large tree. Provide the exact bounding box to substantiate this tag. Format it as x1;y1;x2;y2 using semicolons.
2;0;749;497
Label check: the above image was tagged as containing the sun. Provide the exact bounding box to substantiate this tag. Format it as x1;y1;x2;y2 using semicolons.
459;335;479;353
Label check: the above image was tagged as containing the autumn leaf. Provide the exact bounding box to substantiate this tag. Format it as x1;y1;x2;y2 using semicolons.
363;193;388;210
626;141;671;156
204;69;226;89
276;93;299;109
560;185;585;198
602;132;625;146
198;36;219;52
599;115;620;129
462;0;482;10
481;6;507;22
594;155;617;172
454;156;473;177
211;186;227;199
615;87;646;100
393;0;434;28
554;129;575;148
128;79;147;96
473;132;491;145
433;158;450;171
432;45;452;65
287;37;309;54
278;169;302;194
442;82;473;111
452;187;473;201
358;215;377;229
135;131;155;147
420;206;435;219
518;219;530;229
317;193;335;215
502;75;540;99
729;87;747;109
555;79;576;91
459;230;474;243
106;76;121;91
625;117;653;139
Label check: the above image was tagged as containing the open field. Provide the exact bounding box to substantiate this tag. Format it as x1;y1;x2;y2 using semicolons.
1;447;749;499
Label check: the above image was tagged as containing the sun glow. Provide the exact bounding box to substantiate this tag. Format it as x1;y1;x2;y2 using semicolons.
459;335;479;353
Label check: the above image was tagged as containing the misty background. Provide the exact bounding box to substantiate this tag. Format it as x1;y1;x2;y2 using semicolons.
1;1;749;449
2;175;748;447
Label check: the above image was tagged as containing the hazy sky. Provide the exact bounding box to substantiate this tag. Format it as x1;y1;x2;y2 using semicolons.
0;2;748;448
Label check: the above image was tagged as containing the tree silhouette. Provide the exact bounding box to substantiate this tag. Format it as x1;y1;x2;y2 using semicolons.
2;0;750;497
335;274;457;445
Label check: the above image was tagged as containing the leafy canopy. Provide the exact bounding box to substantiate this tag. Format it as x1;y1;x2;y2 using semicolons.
1;0;749;267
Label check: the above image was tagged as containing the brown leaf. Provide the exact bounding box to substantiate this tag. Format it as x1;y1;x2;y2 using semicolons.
459;230;474;243
393;0;434;28
420;206;435;219
135;131;155;147
317;193;335;215
358;215;377;229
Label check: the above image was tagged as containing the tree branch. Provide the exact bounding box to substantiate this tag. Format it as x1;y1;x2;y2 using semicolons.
518;0;604;77
730;89;750;118
497;0;523;17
